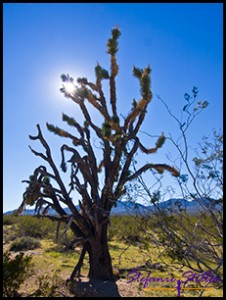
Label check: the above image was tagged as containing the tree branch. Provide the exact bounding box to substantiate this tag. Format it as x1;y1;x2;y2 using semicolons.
125;163;180;184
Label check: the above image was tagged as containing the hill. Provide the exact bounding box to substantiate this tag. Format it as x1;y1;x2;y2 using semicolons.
4;198;222;216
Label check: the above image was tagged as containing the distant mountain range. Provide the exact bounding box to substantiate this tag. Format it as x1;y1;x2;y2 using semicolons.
3;198;222;216
4;200;144;216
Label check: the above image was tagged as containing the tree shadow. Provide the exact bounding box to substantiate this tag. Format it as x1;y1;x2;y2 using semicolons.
69;279;121;297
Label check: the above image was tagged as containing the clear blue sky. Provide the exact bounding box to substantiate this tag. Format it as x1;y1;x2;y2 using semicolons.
3;3;223;212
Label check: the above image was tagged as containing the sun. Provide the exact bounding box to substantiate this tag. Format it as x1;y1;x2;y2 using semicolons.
63;81;76;95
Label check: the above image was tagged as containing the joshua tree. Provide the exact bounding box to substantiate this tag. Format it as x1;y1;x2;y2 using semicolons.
16;27;179;281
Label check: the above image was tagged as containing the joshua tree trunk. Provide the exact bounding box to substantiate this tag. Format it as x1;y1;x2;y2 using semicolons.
88;226;114;280
70;223;114;281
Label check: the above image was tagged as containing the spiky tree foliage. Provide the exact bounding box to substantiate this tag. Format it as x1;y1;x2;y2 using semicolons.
16;27;179;281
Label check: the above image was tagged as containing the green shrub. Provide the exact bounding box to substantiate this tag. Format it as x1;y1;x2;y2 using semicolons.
3;228;18;243
4;215;76;245
9;237;41;252
3;251;32;297
109;215;142;242
31;272;64;297
3;215;17;225
17;216;56;239
124;234;142;245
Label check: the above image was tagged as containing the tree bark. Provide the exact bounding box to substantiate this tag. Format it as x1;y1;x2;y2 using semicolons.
88;238;114;280
70;223;114;281
88;222;114;280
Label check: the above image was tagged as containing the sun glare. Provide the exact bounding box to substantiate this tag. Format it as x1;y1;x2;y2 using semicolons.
63;81;76;95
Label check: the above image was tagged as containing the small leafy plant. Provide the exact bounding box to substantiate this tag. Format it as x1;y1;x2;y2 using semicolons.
9;236;41;252
3;251;32;297
31;271;64;297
